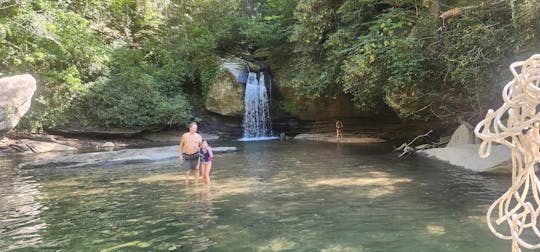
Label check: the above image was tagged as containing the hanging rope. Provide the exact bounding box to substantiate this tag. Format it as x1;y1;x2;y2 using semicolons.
475;54;540;252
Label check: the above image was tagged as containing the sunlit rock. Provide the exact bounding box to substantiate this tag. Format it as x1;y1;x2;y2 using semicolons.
418;144;511;173
0;74;37;136
294;133;385;143
99;142;115;151
447;124;475;146
205;69;245;117
221;58;249;84
18;145;237;169
10;139;77;153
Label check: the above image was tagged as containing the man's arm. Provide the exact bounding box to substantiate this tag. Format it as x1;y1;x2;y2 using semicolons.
179;134;185;163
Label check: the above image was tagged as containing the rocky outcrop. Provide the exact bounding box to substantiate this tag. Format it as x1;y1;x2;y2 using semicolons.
46;127;146;138
272;85;377;121
221;58;249;84
140;130;219;144
294;133;385;143
18;145;237;169
9;139;77;153
447;124;475;146
418;144;512;173
205;69;245;117
0;74;37;136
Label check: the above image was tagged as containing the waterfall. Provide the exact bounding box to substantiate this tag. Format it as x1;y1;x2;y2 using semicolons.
241;72;275;140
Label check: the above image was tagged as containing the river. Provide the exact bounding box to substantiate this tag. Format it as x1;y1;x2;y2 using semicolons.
0;141;514;251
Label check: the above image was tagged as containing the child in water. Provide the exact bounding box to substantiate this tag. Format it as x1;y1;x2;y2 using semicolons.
200;140;214;185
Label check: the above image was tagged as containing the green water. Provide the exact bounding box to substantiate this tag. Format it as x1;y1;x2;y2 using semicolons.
0;141;516;251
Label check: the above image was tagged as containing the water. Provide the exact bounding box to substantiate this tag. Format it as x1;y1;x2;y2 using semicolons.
0;141;519;251
241;72;273;140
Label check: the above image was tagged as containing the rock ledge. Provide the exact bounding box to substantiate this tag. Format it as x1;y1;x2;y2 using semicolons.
19;145;237;169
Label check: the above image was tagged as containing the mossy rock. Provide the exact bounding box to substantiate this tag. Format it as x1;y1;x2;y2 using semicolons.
247;62;262;72
204;70;245;117
253;48;271;59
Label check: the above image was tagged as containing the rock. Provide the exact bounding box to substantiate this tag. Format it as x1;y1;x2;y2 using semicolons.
10;139;77;153
205;70;245;117
294;133;385;143
418;144;511;173
221;58;249;84
0;74;37;136
19;145;237;169
46;127;145;138
273;86;376;120
252;48;271;60
447;124;474;146
100;142;115;151
247;61;262;72
140;130;219;144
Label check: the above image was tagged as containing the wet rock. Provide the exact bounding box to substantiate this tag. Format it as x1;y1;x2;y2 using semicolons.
100;142;115;151
418;144;511;173
221;58;249;84
0;74;37;136
10;139;77;153
294;133;385;143
19;145;237;169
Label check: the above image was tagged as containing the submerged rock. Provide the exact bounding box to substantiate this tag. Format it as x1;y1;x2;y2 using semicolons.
19;145;237;169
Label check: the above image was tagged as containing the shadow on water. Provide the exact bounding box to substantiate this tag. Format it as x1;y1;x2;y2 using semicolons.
0;141;519;251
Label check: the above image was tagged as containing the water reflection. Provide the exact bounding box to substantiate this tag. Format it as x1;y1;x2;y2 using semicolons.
0;141;516;251
0;157;46;250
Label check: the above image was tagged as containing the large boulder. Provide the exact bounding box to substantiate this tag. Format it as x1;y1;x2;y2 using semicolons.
221;58;249;84
205;69;245;117
447;124;475;146
418;144;512;173
0;74;37;136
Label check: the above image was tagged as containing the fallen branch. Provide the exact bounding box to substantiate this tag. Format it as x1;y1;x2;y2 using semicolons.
395;130;434;157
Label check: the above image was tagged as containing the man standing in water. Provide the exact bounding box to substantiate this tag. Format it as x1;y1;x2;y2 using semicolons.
179;122;203;182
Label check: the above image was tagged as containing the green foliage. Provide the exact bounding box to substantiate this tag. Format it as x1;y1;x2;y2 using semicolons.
281;0;540;121
83;49;191;127
1;1;108;128
3;0;540;129
341;8;420;111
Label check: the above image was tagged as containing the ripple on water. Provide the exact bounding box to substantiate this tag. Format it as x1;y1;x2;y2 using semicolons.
1;142;514;251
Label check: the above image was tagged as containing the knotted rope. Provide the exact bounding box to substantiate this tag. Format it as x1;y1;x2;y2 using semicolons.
475;54;540;252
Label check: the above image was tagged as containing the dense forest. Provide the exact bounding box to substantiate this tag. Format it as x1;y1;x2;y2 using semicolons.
1;0;539;130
